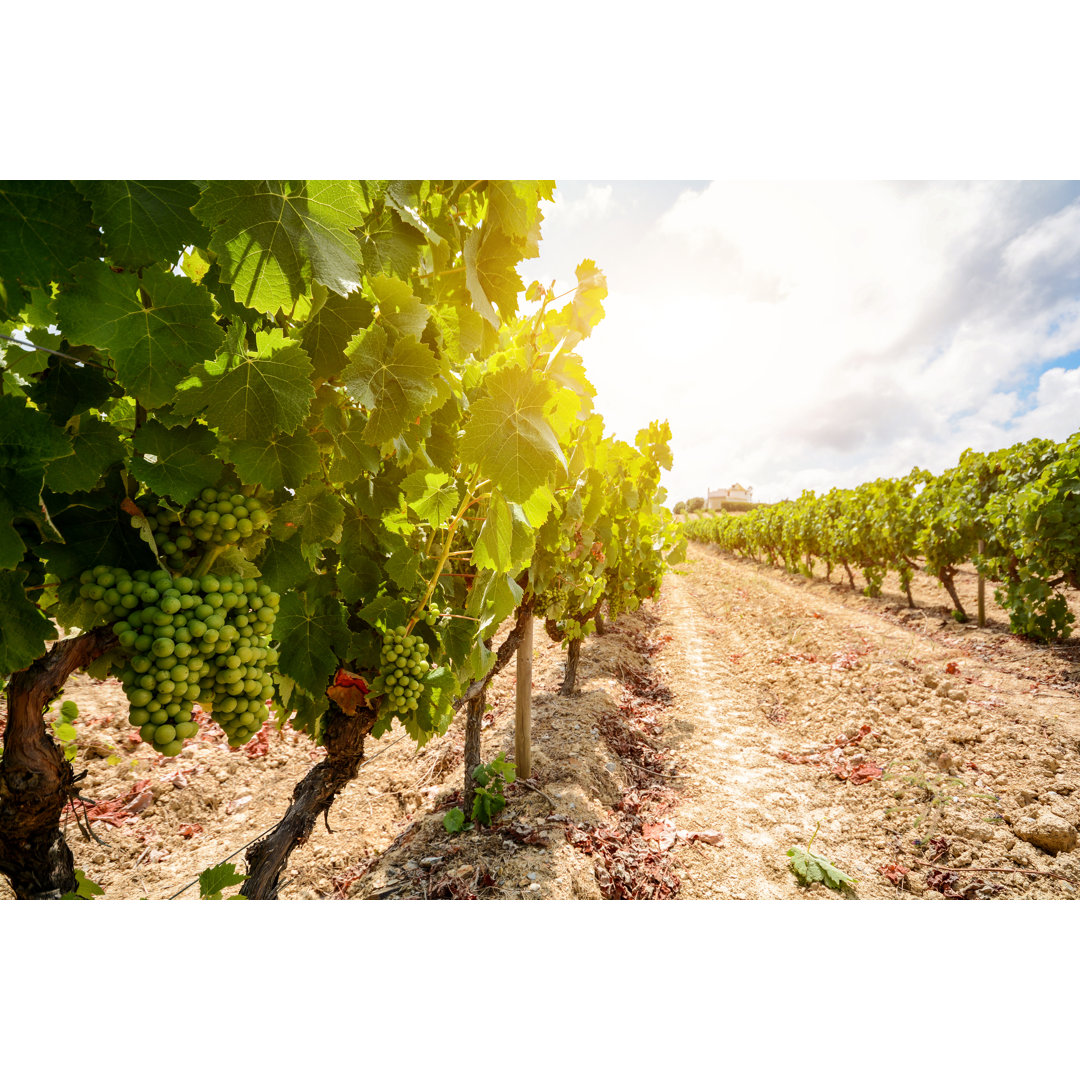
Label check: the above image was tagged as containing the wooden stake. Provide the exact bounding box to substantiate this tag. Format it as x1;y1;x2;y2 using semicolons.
514;616;533;780
977;538;986;628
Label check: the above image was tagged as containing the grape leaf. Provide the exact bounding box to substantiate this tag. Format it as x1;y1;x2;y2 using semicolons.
60;868;105;900
25;353;118;425
203;329;315;441
193;180;368;315
274;590;349;698
224;429;321;489
473;490;513;572
385;546;421;592
367;275;429;339
786;846;857;891
487;181;546;255
342;325;443;445
74;181;207;268
129;419;219;504
290;481;344;556
401;468;459;528
356;207;424;279
0;181;101;294
466;570;523;638
41;477;158;582
320;404;379;485
258;535;313;594
55;261;224;409
45;415;125;494
356;594;409;632
1;393;74;515
198;861;247;899
460;365;565;504
0;498;23;570
300;290;374;382
431;304;485;365
464;226;523;327
0;568;58;673
385;181;447;248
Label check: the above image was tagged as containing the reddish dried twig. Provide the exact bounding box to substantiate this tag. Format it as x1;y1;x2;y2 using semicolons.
913;858;1080;886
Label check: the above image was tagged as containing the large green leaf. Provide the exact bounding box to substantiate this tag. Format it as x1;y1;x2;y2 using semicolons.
289;481;344;555
45;415;124;494
129;419;219;504
55;262;224;409
41;477;158;582
258;535;312;594
300;290;374;382
274;590;348;698
460;366;565;504
0;393;74;516
487;181;547;256
320;405;380;485
401;468;459;528
367;275;429;339
356;207;424;279
203;329;314;441
0;498;24;570
464;225;523;327
0;182;101;295
473;490;513;571
75;181;207;267
193;180;368;315
341;325;442;445
25;353;118;425
0;568;58;673
224;429;321;489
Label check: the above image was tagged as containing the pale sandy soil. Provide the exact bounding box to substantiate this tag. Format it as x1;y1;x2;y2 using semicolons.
3;542;1078;901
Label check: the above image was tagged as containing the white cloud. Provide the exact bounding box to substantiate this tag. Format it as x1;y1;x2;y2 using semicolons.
529;181;1080;505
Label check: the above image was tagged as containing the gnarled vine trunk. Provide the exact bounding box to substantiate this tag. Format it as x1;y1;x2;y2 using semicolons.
560;638;582;696
939;568;966;619
241;701;376;899
462;691;484;815
0;628;115;899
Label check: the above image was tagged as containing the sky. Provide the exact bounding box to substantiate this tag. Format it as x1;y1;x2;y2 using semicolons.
518;181;1080;506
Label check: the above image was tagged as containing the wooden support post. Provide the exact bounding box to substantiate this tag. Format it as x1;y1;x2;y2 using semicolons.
977;538;986;628
514;616;533;780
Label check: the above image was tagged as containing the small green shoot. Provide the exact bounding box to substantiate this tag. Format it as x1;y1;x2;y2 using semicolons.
443;807;467;834
60;869;105;900
470;753;516;826
198;861;247;899
51;699;79;762
787;822;857;892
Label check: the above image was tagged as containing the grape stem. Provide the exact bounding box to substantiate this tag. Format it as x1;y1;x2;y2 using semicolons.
408;480;479;632
192;544;228;579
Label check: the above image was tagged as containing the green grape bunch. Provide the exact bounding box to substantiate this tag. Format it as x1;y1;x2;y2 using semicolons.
367;624;433;718
132;486;272;571
77;565;281;754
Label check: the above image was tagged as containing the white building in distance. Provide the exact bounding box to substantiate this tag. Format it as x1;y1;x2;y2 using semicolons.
706;484;753;509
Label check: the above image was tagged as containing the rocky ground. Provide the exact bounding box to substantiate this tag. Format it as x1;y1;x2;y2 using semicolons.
2;542;1077;901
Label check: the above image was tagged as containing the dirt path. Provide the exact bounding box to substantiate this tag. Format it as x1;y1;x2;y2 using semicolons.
3;543;1078;902
653;544;1080;899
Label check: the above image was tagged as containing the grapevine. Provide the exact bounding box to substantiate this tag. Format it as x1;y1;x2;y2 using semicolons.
0;179;680;898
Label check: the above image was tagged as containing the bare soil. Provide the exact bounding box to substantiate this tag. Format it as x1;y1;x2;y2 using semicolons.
3;543;1078;901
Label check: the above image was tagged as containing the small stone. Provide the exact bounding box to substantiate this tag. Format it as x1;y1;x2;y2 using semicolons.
605;762;617;772
420;856;442;865
528;882;541;892
405;861;419;871
955;822;994;843
527;872;537;881
1012;811;1078;855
